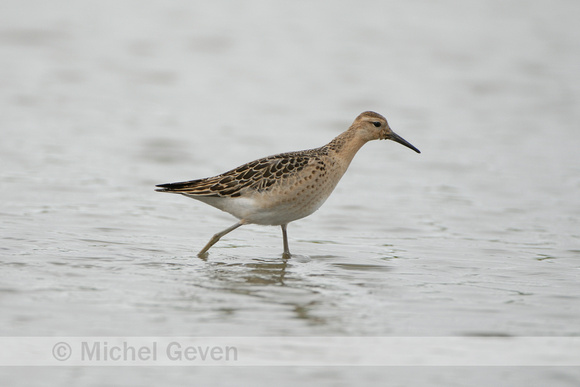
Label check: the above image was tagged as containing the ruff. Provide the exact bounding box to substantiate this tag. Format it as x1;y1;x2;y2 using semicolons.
156;111;420;258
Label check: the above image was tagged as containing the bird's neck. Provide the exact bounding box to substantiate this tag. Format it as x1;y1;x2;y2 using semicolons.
326;128;367;165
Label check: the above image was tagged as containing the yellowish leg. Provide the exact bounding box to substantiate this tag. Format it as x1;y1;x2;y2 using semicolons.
281;224;291;259
198;221;243;258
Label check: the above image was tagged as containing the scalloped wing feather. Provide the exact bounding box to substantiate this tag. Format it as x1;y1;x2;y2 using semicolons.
155;149;322;198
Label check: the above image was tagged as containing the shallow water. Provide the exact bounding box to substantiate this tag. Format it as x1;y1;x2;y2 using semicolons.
1;0;580;385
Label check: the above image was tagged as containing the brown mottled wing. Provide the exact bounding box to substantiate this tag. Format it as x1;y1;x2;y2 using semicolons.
155;150;316;198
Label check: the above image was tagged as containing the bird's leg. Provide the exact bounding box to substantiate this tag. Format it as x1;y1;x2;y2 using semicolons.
281;224;291;259
198;221;244;258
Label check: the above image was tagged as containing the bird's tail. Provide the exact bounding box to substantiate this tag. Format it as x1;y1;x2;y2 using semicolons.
155;179;205;193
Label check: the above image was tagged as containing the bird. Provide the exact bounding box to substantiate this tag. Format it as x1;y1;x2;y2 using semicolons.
156;111;420;258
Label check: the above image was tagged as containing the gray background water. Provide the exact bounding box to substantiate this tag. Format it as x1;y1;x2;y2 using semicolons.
1;0;579;385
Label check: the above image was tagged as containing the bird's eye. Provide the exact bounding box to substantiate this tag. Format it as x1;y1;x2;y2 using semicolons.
372;122;382;127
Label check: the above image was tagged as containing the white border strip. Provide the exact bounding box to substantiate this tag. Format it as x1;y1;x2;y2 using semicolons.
1;337;578;366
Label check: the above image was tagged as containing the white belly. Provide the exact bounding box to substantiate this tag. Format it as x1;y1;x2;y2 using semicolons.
191;194;328;225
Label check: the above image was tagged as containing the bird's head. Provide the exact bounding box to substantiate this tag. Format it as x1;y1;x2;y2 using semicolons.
352;111;420;153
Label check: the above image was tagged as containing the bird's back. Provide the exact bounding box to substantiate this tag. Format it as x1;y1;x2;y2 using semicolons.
156;144;348;225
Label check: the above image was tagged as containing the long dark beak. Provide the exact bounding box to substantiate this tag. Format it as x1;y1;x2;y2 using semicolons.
390;132;421;153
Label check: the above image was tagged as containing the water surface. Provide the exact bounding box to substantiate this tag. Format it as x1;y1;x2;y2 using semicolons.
1;0;579;385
